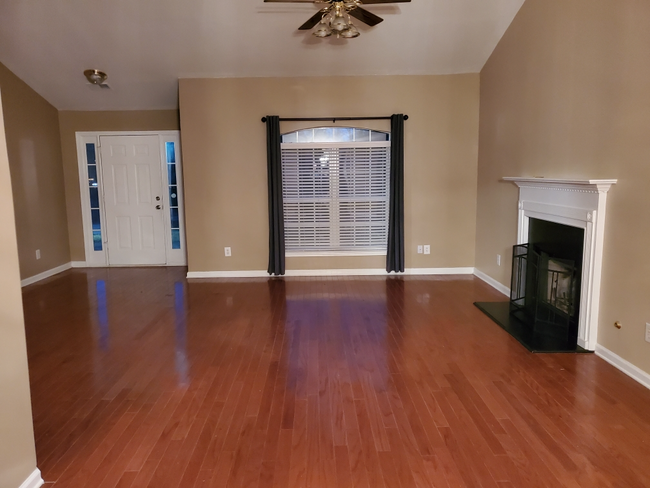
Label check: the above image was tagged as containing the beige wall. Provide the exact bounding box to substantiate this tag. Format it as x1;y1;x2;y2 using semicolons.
179;75;480;273
0;90;39;488
0;62;70;280
58;110;179;261
476;0;650;373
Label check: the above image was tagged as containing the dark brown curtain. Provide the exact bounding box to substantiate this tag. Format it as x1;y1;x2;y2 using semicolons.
266;116;285;275
386;114;405;273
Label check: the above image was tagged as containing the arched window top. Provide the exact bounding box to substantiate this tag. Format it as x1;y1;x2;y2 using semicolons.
281;126;390;144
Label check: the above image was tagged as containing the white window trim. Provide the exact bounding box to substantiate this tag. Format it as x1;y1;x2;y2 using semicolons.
75;131;186;267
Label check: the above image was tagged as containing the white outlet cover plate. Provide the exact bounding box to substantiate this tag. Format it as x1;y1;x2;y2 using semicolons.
645;323;650;343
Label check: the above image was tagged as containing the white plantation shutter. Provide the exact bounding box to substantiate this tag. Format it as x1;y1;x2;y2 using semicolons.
281;140;391;252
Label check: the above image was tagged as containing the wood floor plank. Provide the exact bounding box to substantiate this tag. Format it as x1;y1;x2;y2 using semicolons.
21;269;650;488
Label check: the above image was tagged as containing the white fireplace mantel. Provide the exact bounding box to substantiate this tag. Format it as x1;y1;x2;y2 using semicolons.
503;177;617;351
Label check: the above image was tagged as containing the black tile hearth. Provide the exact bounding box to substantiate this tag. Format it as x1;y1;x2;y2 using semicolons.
474;301;591;353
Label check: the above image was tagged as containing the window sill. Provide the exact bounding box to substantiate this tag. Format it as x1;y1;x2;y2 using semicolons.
286;250;386;258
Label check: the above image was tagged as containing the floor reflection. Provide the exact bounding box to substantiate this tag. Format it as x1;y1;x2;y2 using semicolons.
174;281;189;386
284;281;391;392
96;279;110;351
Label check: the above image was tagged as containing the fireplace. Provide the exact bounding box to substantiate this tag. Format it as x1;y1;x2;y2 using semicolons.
476;178;616;352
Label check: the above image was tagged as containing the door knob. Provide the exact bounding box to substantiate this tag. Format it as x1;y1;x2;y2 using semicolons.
156;196;161;201
156;205;161;209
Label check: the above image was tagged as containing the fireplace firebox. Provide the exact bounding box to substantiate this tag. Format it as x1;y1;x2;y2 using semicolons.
510;243;579;347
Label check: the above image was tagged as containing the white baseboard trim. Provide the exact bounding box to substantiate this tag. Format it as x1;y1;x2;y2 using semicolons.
72;261;186;268
404;267;475;276
21;262;72;287
188;270;269;278
473;269;510;297
286;268;387;277
187;267;476;279
595;344;650;391
19;469;44;488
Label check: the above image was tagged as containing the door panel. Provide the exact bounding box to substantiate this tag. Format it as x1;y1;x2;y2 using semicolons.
100;135;166;265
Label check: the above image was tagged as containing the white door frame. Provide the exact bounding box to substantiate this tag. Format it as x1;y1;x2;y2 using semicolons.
75;131;186;267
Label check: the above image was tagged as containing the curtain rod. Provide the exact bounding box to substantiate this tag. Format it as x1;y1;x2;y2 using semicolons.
261;115;408;123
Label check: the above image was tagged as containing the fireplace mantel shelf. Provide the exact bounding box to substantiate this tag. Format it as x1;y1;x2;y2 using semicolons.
503;177;617;192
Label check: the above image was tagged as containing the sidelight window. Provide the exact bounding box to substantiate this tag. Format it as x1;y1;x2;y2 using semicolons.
86;143;103;251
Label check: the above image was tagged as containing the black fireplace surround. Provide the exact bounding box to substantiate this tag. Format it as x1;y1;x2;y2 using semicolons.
475;219;590;353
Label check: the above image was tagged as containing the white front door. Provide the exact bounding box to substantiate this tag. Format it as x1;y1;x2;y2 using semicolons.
100;135;167;265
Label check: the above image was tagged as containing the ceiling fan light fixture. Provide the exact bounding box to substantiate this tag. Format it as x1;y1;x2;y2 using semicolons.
330;17;348;31
340;23;360;38
330;4;348;31
313;21;333;37
84;69;108;85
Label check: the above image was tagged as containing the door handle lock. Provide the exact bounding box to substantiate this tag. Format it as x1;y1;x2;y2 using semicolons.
156;196;161;201
156;204;162;210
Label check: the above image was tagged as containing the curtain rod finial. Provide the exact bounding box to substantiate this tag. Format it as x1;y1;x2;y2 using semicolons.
404;115;409;121
261;117;267;123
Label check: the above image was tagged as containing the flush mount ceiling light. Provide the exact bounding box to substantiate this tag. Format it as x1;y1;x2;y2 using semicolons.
264;0;411;39
83;69;108;85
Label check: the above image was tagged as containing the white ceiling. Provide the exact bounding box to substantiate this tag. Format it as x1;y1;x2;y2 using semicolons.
0;0;525;111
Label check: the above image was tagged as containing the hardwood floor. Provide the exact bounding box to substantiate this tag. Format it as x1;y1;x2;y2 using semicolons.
22;267;650;488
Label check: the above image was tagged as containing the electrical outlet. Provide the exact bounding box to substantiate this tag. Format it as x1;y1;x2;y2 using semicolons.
646;323;650;343
35;249;41;260
497;254;501;266
224;247;231;257
417;245;423;254
423;245;430;255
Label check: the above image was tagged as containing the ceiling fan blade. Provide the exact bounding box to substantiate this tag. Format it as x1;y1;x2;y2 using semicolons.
349;6;383;26
299;9;328;30
265;0;318;2
359;0;411;3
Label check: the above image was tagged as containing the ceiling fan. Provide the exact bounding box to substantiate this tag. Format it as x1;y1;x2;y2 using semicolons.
264;0;411;38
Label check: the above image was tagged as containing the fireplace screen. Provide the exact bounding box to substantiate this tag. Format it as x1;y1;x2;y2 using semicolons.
510;244;579;343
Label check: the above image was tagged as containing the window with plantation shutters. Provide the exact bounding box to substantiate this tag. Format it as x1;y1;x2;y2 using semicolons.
281;127;390;253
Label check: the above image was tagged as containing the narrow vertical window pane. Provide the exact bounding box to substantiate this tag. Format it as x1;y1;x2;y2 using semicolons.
168;164;177;185
91;209;101;230
169;186;178;207
166;142;176;164
93;231;103;251
88;165;98;186
89;187;100;209
171;229;181;249
86;144;96;165
170;207;180;229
